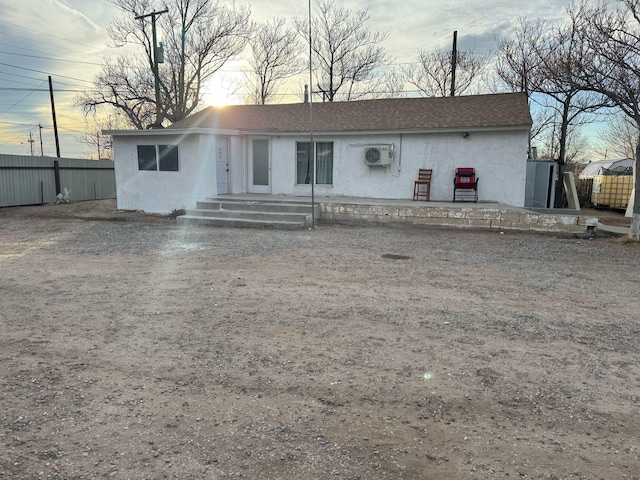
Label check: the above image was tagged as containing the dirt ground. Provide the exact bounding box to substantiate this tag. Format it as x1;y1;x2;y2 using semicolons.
0;200;638;480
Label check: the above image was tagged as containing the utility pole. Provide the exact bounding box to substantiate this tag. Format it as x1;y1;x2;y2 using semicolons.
308;0;316;228
28;132;35;156
38;124;44;156
450;30;458;97
135;9;168;129
48;76;61;158
49;76;61;195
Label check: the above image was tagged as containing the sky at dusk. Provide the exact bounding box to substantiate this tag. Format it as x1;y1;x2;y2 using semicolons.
0;0;584;158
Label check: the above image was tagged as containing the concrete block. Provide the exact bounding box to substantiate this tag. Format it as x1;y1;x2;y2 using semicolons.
375;214;393;223
501;212;522;222
399;206;422;217
407;216;442;225
469;219;493;228
428;208;449;218
448;209;472;219
469;210;500;220
508;222;533;231
580;216;598;226
445;217;471;226
518;213;539;224
539;215;577;226
371;205;398;216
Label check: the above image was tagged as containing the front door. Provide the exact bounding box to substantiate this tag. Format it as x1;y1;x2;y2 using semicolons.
249;138;271;193
216;137;229;194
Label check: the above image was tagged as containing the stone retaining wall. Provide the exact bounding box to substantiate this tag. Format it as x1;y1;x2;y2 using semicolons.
320;202;597;234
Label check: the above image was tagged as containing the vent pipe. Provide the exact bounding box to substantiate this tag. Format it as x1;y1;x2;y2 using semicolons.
304;85;309;104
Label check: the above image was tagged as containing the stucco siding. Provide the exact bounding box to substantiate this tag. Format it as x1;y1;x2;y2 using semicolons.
258;130;528;206
112;128;528;213
113;134;217;213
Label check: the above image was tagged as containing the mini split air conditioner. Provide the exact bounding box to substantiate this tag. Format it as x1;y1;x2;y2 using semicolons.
364;145;392;166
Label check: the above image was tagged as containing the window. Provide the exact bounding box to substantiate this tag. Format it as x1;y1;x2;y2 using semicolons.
137;145;157;171
296;141;333;185
159;145;179;171
137;145;179;171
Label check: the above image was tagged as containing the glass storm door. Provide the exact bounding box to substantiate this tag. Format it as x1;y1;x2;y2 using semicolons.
249;139;271;193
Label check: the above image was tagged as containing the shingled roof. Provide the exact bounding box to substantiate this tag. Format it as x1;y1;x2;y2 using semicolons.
166;92;531;134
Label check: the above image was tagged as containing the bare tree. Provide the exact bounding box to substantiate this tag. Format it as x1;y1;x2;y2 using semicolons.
597;112;639;159
244;17;303;105
496;14;608;207
404;46;488;98
574;0;640;239
495;18;548;97
377;68;409;99
537;13;609;166
293;0;389;102
495;18;555;149
78;0;251;128
78;56;156;130
540;15;610;205
76;113;132;160
533;121;588;164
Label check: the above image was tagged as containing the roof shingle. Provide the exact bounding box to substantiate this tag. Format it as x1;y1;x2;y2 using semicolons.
167;92;531;133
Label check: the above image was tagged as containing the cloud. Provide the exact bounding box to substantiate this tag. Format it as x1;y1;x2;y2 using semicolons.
49;0;102;33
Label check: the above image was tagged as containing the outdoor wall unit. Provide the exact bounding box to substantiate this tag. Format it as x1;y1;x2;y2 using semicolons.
364;145;392;166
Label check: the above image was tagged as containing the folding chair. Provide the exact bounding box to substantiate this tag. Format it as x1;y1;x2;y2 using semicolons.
413;169;433;201
453;167;478;202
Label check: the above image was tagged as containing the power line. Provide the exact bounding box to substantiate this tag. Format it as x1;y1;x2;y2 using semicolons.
0;120;43;127
0;70;50;83
0;20;115;56
0;50;106;67
0;62;94;84
0;87;84;92
0;80;47;116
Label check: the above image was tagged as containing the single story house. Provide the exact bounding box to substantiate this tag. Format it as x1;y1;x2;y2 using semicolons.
106;92;532;214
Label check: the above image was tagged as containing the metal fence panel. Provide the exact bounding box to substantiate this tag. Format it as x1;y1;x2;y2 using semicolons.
0;154;115;207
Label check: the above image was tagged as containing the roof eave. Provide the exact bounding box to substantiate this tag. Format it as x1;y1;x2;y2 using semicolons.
237;125;532;136
103;124;531;137
103;128;241;136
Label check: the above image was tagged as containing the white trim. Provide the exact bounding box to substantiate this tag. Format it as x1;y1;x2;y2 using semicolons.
104;128;241;136
105;125;530;138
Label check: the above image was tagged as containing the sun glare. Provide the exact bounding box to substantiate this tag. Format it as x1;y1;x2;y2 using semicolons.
204;89;231;107
203;78;235;107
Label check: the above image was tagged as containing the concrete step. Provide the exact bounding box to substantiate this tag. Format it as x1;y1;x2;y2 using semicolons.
177;215;308;230
197;199;318;215
179;197;317;229
185;208;311;223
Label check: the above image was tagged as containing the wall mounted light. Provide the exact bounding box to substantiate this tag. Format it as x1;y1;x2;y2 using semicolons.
462;132;470;139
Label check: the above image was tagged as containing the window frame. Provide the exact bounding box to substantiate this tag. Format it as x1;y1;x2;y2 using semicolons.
296;141;333;185
137;144;180;172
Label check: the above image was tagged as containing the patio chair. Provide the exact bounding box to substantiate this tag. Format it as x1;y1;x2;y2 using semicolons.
413;169;433;201
453;167;478;202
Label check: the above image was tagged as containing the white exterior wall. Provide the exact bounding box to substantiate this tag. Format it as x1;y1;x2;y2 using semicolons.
113;133;217;213
255;130;528;206
112;127;529;213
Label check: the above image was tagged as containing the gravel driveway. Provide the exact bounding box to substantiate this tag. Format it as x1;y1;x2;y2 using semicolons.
0;200;638;479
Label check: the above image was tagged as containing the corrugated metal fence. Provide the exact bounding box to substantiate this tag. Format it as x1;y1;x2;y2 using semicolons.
0;154;116;207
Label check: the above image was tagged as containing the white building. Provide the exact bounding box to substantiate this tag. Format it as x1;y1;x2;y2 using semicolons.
579;158;634;179
106;93;532;214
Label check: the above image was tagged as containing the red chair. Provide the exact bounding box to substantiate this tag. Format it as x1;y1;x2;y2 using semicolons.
453;167;478;202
